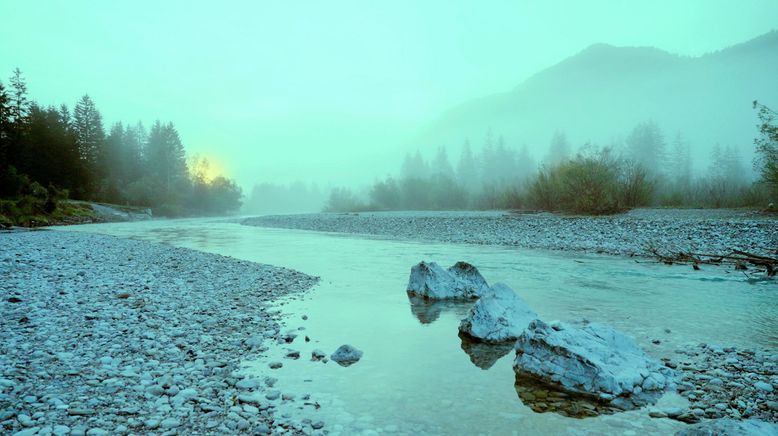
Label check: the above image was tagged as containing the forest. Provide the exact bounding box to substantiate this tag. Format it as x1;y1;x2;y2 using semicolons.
0;68;242;225
324;109;778;214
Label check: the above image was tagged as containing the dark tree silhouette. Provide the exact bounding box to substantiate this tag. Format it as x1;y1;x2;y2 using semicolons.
73;94;105;173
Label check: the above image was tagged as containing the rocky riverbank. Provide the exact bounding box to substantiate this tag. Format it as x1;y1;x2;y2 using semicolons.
657;344;778;424
0;230;319;435
243;209;778;260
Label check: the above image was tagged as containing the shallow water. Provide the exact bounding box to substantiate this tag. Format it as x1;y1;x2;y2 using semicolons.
60;218;777;435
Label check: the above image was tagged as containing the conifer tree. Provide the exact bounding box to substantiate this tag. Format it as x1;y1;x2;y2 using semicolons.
73;94;105;172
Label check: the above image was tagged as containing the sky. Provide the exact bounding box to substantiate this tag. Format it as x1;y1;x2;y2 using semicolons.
1;0;777;190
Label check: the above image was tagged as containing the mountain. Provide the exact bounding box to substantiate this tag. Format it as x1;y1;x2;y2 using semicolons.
417;31;778;166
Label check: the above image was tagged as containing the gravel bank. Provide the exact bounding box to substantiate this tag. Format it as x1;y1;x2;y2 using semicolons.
656;344;778;424
0;230;318;435
243;209;778;258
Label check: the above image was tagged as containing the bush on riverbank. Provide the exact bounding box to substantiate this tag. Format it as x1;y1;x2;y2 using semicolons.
0;166;95;226
529;149;653;214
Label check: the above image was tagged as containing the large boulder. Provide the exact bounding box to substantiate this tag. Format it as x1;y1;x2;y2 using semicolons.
675;419;778;436
513;320;673;410
458;283;538;343
407;261;489;300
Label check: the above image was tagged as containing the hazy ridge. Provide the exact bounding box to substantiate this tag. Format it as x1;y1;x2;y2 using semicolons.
418;31;778;164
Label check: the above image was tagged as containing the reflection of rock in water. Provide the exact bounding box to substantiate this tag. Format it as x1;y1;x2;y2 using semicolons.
407;295;470;324
459;333;512;370
514;372;664;418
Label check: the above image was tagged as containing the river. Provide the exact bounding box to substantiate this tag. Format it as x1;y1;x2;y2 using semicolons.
60;217;777;435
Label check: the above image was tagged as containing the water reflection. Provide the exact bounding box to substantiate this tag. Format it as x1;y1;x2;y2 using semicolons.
459;333;513;370
406;295;471;324
514;372;665;418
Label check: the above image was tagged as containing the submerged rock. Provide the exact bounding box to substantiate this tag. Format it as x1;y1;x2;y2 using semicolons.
458;283;538;343
513;320;673;411
675;419;778;436
407;261;489;300
331;345;363;366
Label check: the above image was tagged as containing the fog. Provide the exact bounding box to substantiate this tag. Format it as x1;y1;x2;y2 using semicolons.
2;1;777;214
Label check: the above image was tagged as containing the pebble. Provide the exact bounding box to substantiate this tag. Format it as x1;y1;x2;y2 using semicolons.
669;344;778;423
160;418;181;429
236;379;259;390
243;211;778;259
0;231;318;435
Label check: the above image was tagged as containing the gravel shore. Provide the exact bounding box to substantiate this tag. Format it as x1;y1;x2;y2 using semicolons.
1;230;318;435
243;209;778;259
658;344;778;424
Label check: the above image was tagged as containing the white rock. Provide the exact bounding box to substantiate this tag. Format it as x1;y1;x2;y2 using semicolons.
331;344;363;366
52;425;70;436
12;428;40;436
407;261;489;299
171;388;198;405
459;283;538;343
236;379;259;390
514;319;673;408
18;414;35;427
159;418;181;429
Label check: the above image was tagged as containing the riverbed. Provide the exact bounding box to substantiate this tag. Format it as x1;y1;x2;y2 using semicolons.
58;217;776;435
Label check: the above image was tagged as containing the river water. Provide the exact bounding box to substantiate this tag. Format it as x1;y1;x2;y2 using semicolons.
61;218;777;435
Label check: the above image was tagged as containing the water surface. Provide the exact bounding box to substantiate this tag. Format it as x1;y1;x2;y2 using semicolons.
61;218;777;435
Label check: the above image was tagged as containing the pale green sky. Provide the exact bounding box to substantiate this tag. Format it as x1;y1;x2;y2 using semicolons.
1;0;777;188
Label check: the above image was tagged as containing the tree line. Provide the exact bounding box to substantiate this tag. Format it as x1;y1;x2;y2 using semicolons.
0;68;242;223
325;112;777;214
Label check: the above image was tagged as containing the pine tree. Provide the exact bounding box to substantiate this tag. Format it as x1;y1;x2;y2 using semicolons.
516;144;536;180
626;121;666;177
104;122;125;176
6;68;31;170
8;68;29;126
456;139;478;190
0;80;8;168
546;130;571;166
122;121;145;183
670;131;692;188
73;94;105;173
432;146;454;178
401;150;428;179
146;120;189;203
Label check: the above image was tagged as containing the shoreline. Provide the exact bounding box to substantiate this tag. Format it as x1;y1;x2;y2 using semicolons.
242;209;778;261
0;230;320;435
